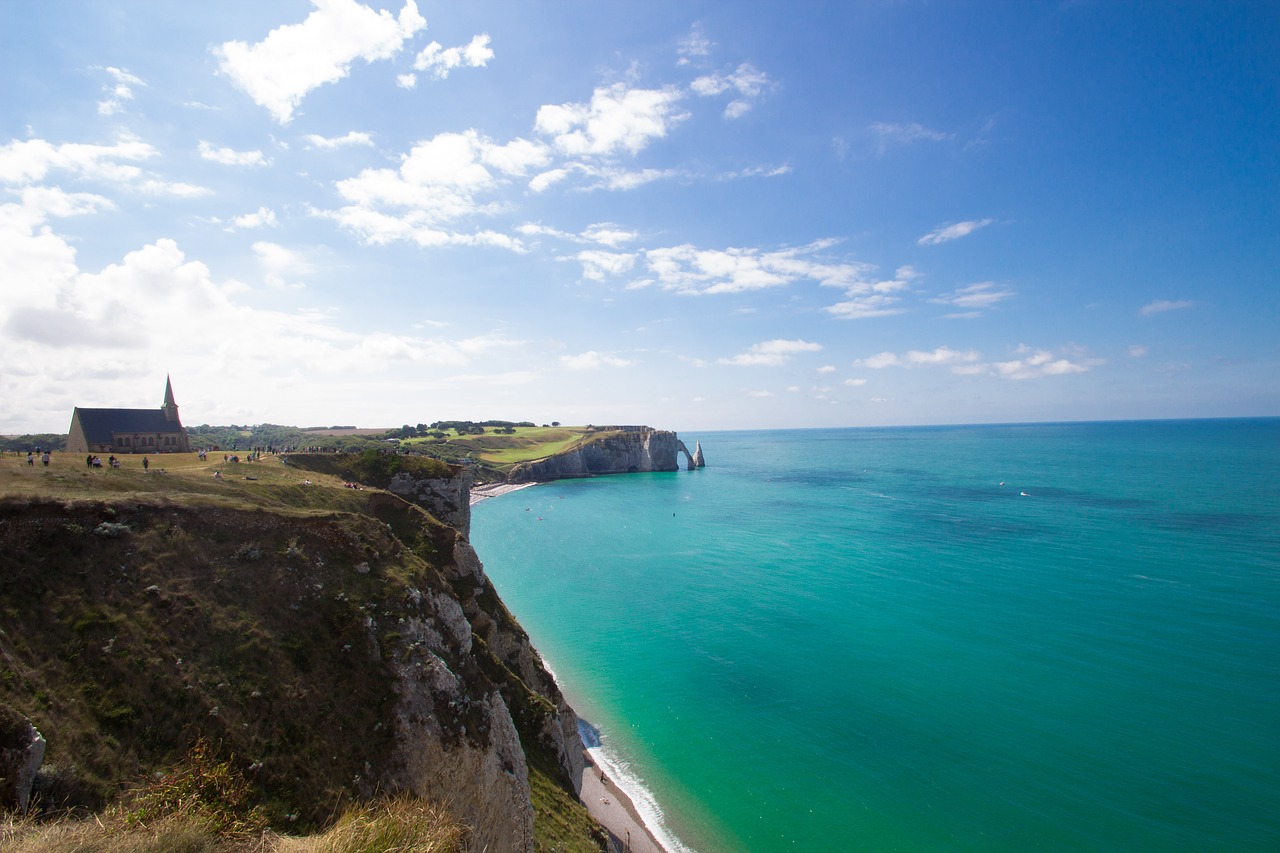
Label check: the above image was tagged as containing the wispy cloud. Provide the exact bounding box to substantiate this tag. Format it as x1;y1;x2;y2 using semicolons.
676;24;713;66
870;121;952;153
929;281;1013;317
690;62;774;118
97;66;144;116
198;141;269;166
854;345;1099;379
637;240;870;295
214;0;427;124
918;218;993;246
718;339;823;367
303;131;374;150
560;350;633;369
1139;299;1193;316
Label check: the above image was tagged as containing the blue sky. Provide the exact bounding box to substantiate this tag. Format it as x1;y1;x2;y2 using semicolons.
2;0;1276;434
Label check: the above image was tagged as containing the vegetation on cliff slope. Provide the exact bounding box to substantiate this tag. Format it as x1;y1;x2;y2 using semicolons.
0;452;605;852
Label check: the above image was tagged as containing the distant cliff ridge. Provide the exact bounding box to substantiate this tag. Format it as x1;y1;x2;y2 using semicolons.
508;427;704;484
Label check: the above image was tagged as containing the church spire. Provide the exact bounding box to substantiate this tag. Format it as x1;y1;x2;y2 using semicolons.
162;375;179;422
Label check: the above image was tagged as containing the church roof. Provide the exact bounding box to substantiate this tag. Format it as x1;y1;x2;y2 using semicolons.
73;407;184;445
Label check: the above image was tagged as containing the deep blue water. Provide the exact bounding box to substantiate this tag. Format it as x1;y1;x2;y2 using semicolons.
471;420;1280;851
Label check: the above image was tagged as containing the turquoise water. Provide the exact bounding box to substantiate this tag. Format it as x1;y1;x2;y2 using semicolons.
470;420;1280;852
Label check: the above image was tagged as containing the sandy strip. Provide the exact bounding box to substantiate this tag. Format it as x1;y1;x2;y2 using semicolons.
468;481;538;505
578;750;671;853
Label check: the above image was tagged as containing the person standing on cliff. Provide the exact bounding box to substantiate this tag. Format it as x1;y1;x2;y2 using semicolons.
143;456;149;472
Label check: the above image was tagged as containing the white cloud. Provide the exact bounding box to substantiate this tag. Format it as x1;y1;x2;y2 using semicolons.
638;240;870;295
718;339;822;367
198;141;269;166
905;346;980;366
560;350;633;369
0;135;211;197
690;62;773;118
97;66;144;116
871;121;952;152
817;364;837;374
575;250;636;281
824;294;904;320
929;281;1013;316
252;240;312;289
322;129;546;248
303;131;374;149
1128;344;1148;358
855;352;900;369
0;136;153;185
214;0;427;124
535;83;686;157
413;33;493;79
1140;299;1193;316
918;218;993;246
229;207;279;229
746;390;774;397
676;25;712;66
991;345;1103;379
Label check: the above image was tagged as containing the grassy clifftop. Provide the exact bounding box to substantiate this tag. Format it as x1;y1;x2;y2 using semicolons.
0;451;605;852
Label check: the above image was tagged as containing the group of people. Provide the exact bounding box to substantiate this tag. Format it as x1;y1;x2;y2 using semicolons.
25;450;50;466
82;454;150;470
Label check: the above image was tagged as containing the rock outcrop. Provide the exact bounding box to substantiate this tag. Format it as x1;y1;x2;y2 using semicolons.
509;427;702;482
0;707;45;813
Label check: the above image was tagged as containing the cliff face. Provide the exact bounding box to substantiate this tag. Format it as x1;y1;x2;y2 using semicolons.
509;428;695;483
0;476;591;850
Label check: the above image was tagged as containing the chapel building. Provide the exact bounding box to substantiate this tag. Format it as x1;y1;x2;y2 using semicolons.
66;377;192;454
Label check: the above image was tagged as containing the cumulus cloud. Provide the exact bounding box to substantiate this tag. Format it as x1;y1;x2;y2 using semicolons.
319;129;550;248
844;378;867;387
918;218;993;246
535;82;686;157
1140;299;1193;316
560;350;633;369
690;62;773;118
303;131;374;149
718;339;822;367
412;33;493;80
198;141;269;166
214;0;427;124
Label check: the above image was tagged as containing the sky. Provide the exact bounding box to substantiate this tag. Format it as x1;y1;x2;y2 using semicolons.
2;0;1277;434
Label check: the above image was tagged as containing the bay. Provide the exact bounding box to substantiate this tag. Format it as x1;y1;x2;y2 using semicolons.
471;419;1280;851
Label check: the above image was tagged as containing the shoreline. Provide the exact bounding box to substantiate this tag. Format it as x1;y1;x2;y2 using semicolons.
468;481;538;505
470;480;687;852
577;745;676;853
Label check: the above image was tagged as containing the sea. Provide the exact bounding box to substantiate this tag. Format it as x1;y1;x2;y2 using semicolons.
469;419;1280;852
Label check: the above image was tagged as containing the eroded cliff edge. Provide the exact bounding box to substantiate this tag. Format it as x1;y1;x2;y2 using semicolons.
0;459;600;851
508;427;703;483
